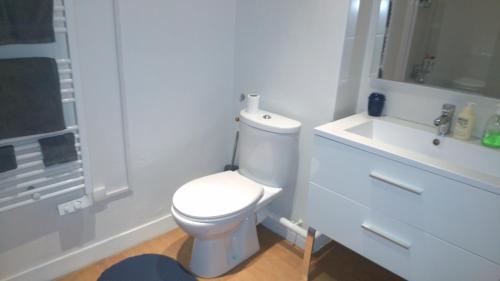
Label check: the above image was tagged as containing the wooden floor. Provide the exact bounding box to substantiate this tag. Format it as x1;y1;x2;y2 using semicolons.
59;226;404;281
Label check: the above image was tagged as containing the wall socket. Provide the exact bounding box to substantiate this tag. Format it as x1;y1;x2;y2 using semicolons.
57;196;91;216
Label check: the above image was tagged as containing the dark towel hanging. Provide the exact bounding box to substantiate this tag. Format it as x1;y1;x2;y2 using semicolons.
38;133;77;167
0;0;55;45
0;57;65;140
0;145;17;173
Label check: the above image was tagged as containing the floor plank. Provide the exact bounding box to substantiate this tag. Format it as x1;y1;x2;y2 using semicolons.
58;226;404;281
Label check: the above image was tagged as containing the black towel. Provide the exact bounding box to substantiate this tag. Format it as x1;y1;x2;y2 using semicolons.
0;145;16;172
0;57;65;140
0;0;55;45
38;133;77;167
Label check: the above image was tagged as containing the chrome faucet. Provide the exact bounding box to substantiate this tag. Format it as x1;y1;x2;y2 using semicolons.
433;104;456;136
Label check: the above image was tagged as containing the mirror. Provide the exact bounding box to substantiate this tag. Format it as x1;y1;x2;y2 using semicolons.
373;0;500;99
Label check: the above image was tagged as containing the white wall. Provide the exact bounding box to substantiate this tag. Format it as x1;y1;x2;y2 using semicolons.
334;0;370;120
0;1;236;280
75;0;129;197
116;0;236;227
234;0;350;240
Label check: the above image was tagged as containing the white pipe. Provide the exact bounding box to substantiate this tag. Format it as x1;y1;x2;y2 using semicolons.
266;210;321;239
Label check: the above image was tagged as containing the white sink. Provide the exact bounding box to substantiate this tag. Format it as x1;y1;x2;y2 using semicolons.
315;113;500;194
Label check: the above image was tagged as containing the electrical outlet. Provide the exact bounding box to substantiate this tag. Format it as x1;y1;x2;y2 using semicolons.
57;196;90;216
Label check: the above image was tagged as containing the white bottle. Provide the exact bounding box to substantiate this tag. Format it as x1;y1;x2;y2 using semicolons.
453;102;476;140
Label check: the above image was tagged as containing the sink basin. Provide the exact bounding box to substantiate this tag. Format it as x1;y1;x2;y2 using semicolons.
315;113;500;194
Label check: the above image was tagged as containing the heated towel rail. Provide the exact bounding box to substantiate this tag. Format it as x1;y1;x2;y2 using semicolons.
0;0;91;213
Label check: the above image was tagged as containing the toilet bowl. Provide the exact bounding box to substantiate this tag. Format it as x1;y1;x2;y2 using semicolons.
452;77;485;93
172;171;264;278
172;109;301;278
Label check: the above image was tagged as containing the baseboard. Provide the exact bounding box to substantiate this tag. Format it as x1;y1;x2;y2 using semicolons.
261;218;330;253
2;214;176;281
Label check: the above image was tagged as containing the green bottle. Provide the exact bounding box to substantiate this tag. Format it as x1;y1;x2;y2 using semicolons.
482;103;500;148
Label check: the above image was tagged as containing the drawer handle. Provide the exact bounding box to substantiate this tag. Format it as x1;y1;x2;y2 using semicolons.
369;172;424;195
361;223;411;249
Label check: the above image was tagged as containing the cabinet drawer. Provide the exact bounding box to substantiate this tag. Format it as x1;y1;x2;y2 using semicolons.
310;136;500;265
307;183;500;281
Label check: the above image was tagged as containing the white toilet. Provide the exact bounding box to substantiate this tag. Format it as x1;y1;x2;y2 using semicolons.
452;77;486;93
172;109;300;278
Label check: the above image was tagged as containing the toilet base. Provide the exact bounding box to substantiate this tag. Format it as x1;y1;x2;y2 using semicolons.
189;215;260;278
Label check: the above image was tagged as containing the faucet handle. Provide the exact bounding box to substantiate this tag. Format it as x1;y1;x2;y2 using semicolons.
442;104;456;114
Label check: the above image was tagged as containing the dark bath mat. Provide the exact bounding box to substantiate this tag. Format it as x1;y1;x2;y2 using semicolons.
97;254;197;281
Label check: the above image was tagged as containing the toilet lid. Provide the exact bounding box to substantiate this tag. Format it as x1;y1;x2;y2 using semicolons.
172;171;264;220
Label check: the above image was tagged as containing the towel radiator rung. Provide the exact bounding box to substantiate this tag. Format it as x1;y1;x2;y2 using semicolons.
61;88;75;94
0;169;84;200
60;78;73;84
0;184;85;213
62;98;76;104
0;126;78;147
0;177;84;204
56;59;71;65
54;5;65;12
8;149;82;172
16;147;81;164
13;136;80;153
0;169;84;197
58;68;72;75
54;16;67;23
0;161;83;187
55;27;68;33
14;136;80;151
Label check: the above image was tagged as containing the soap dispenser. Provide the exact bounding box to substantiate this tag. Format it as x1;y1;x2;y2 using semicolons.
482;103;500;148
453;102;476;141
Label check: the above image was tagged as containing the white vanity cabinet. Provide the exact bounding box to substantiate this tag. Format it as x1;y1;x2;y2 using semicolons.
307;135;500;281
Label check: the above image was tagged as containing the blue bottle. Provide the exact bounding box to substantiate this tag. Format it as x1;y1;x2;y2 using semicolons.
368;93;386;117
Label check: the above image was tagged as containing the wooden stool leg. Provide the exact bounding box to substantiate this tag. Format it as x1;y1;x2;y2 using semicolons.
302;227;316;281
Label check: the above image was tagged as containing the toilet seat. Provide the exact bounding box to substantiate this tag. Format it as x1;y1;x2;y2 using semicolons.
172;171;264;221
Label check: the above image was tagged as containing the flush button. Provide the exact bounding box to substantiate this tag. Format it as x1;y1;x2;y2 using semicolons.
262;114;271;120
